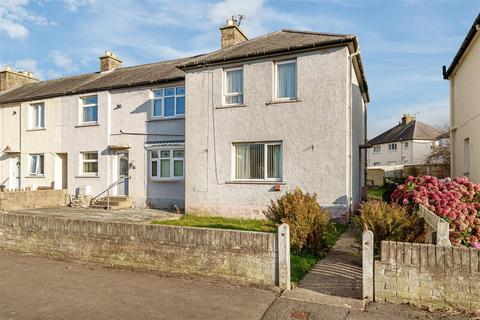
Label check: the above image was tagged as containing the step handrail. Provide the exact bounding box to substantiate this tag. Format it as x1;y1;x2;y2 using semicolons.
90;176;130;209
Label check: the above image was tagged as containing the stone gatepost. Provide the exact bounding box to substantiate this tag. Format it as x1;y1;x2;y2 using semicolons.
278;223;291;290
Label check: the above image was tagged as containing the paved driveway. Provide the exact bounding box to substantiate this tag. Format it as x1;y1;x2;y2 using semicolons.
0;251;277;320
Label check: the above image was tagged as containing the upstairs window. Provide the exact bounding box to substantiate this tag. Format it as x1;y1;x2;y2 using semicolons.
152;86;185;118
403;142;409;148
234;142;282;181
81;95;98;123
373;145;381;153
30;102;45;129
29;154;44;175
388;143;397;151
81;152;98;175
275;60;297;100
150;149;184;179
224;67;243;105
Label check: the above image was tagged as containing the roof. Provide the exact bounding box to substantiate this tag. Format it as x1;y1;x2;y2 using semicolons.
0;29;370;104
443;12;480;79
368;120;442;145
178;30;369;101
145;140;185;146
0;56;198;105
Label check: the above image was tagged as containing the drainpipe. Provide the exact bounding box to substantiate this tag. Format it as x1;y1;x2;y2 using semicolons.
348;48;360;214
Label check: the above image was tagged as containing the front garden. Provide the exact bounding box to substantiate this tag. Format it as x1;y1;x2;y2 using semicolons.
153;188;347;284
360;175;480;249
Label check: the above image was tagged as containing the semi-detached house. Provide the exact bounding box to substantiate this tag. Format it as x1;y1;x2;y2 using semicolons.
0;19;370;219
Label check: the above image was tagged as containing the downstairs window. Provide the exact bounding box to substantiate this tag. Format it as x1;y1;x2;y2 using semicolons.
234;142;282;181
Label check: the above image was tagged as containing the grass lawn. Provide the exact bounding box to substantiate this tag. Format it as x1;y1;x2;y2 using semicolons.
367;186;387;199
152;215;276;233
152;215;347;284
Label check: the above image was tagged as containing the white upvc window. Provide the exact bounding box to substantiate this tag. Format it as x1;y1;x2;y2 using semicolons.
275;60;297;100
388;161;397;166
403;141;409;148
373;162;381;166
152;86;185;118
464;137;470;175
224;67;244;105
29;154;44;175
29;102;45;129
373;145;381;153
80;95;98;124
150;148;184;179
388;143;397;151
80;152;98;175
234;142;282;181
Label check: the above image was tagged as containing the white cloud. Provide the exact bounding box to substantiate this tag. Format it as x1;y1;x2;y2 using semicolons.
49;50;79;72
0;0;54;39
64;0;96;12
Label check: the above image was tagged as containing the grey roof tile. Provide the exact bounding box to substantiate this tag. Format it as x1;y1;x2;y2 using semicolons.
368;121;442;145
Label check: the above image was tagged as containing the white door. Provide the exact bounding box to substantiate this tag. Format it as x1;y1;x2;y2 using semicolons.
10;157;20;190
117;152;129;196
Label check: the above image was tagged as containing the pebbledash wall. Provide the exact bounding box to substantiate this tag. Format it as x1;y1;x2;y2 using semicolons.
0;212;289;288
374;241;480;311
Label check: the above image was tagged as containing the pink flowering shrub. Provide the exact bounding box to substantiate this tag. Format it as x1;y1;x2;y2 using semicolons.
391;176;480;247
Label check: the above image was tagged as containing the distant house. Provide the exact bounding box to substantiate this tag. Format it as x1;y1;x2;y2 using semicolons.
0;18;370;218
443;12;480;183
367;114;441;167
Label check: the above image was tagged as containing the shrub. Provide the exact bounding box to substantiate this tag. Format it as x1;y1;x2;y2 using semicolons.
353;200;425;252
264;188;330;253
391;176;480;247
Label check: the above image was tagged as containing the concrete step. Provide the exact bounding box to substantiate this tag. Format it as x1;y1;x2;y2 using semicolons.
89;204;122;210
91;196;133;209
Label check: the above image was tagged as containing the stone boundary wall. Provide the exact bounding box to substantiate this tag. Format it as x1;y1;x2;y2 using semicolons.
375;241;480;311
0;212;287;287
0;190;69;211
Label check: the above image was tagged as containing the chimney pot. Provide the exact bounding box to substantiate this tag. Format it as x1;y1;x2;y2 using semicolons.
99;51;122;72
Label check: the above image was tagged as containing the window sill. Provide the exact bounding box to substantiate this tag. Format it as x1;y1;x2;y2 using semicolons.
217;104;247;109
26;128;46;132
226;180;286;185
75;123;100;128
25;175;45;178
147;116;185;122
266;98;302;105
75;175;100;178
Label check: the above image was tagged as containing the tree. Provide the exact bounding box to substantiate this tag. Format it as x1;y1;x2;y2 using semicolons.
425;126;450;165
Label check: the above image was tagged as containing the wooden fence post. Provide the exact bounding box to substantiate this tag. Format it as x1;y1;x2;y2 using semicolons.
363;229;374;302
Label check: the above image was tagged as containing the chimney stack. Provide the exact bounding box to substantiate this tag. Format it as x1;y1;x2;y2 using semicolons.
401;114;416;125
0;65;38;92
99;51;122;72
220;16;248;49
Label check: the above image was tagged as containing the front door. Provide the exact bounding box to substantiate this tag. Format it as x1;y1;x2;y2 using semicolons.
10;157;20;190
117;152;129;196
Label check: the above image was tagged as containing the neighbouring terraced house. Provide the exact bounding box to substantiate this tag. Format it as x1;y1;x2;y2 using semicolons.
443;12;480;183
0;18;369;219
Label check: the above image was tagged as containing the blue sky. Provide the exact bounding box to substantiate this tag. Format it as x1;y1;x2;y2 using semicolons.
0;0;479;137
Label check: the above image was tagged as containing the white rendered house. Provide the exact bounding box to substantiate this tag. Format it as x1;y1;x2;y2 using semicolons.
0;19;370;218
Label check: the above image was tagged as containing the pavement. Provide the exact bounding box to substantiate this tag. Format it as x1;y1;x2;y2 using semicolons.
0;251;278;320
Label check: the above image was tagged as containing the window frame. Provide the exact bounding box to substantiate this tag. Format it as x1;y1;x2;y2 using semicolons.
403;141;409;148
274;60;297;101
29;154;44;176
80;95;99;124
29;102;45;129
223;66;244;106
464;137;470;175
388;143;398;152
149;147;185;180
80;151;99;176
233;142;283;182
373;145;381;153
151;86;185;119
373;162;381;166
